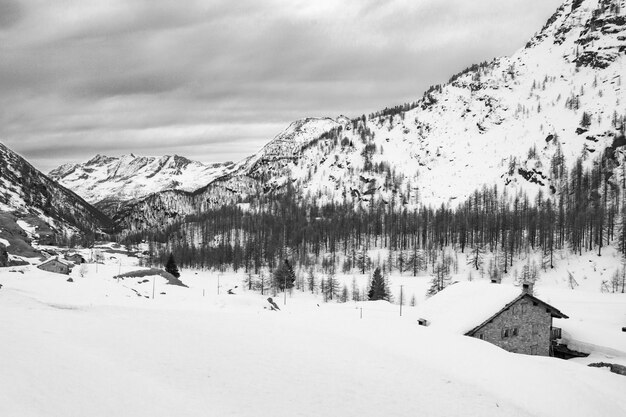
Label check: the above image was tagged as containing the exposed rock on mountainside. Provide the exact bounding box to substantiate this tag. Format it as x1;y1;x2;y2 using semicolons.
0;142;114;252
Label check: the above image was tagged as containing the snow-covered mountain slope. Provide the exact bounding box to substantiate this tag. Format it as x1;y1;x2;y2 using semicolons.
113;117;347;229
92;0;626;230
49;154;234;215
0;143;114;252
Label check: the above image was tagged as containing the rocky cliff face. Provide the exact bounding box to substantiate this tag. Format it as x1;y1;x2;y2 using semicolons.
0;142;114;250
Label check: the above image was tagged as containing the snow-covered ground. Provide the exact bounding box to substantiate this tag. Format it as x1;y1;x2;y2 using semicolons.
0;246;625;417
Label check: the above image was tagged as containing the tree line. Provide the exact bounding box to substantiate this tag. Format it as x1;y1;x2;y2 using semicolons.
122;146;626;294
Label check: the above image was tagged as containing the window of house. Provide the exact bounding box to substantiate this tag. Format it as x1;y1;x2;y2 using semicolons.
511;305;517;315
501;328;509;338
478;333;484;340
532;324;539;335
530;345;538;355
521;303;527;315
512;327;519;336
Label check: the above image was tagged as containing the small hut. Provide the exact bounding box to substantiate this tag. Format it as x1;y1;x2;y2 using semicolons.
38;258;74;275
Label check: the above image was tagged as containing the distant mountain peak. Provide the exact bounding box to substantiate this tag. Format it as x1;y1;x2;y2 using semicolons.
49;152;234;215
525;0;626;70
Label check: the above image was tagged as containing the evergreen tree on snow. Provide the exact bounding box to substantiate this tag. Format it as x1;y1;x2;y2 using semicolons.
165;253;180;278
273;259;296;291
368;267;389;301
426;260;451;298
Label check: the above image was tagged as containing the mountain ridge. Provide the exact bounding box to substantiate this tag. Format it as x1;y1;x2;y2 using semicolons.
0;142;114;255
49;153;235;215
54;0;626;231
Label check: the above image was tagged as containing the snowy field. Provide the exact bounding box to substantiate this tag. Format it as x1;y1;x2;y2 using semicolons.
0;247;625;417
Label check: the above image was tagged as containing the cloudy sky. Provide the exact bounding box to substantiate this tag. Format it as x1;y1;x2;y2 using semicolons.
0;0;564;172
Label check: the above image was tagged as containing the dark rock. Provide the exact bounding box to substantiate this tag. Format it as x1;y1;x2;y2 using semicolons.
612;135;626;148
588;362;626;377
267;297;280;311
0;243;8;267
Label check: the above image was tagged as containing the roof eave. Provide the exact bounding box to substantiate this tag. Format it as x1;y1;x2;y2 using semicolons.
463;293;569;335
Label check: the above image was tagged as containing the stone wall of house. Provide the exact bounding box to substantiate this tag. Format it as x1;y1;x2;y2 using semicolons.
469;295;553;356
38;261;70;275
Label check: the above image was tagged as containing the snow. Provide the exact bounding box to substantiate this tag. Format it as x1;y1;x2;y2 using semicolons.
0;249;625;417
414;282;524;334
49;154;234;205
2;1;626;414
16;220;37;238
0;237;9;247
543;288;626;358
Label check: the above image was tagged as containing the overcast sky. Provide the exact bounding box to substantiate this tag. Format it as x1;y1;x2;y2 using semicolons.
0;0;564;172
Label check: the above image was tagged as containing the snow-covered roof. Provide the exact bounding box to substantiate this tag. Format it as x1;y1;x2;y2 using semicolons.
415;282;526;335
39;257;74;268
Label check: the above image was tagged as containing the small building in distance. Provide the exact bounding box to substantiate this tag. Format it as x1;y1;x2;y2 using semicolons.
37;257;74;275
64;253;86;264
416;281;568;357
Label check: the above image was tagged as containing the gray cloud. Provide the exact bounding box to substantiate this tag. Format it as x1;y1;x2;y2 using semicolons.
0;0;564;172
0;0;22;29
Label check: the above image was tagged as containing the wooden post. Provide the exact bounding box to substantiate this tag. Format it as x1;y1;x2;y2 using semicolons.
400;285;404;317
152;276;155;299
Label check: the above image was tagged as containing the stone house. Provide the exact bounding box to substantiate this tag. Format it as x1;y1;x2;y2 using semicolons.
37;258;74;275
416;281;569;357
64;253;86;264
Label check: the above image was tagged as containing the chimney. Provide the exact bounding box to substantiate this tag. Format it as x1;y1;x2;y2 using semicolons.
522;282;534;295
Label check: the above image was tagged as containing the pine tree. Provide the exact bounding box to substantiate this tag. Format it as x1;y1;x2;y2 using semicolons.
368;267;389;301
426;260;451;297
351;277;361;301
273;259;296;291
580;111;592;128
357;249;371;274
325;269;340;301
165;253;180;278
467;244;484;271
340;284;349;303
306;268;317;293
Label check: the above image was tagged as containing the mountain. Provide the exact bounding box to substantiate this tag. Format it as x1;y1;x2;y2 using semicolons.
65;0;626;231
49;154;235;216
113;117;348;229
0;142;113;256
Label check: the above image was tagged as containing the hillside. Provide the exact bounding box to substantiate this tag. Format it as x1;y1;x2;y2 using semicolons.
50;154;234;216
0;142;113;256
86;0;626;231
